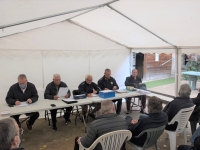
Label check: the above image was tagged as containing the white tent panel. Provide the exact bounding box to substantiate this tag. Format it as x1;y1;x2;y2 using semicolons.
182;49;200;55
0;21;127;51
43;51;89;91
0;0;112;28
111;0;200;47
72;6;169;47
90;49;130;88
0;50;43;103
0;9;93;38
132;49;175;54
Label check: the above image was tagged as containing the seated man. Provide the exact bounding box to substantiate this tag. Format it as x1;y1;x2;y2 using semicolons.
98;68;122;114
5;74;39;132
125;96;168;147
125;69;146;114
189;88;200;134
0;118;23;150
44;74;72;131
163;83;194;131
178;134;200;150
74;100;128;150
78;74;101;120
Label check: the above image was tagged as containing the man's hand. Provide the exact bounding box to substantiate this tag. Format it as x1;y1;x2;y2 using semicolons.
93;89;97;94
27;98;32;104
54;95;59;100
65;94;69;98
87;93;92;97
113;86;117;90
104;88;109;90
15;100;21;105
131;119;138;124
77;137;81;144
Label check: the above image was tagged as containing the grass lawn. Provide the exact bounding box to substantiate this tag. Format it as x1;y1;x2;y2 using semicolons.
144;78;175;88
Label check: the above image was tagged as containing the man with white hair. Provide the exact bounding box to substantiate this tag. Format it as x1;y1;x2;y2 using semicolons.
163;83;194;131
74;100;128;150
44;74;72;131
0;118;24;150
6;74;39;132
78;74;101;120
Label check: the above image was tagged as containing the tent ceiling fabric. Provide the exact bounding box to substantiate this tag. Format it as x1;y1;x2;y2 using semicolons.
0;9;93;38
72;6;169;47
73;0;200;47
0;21;127;51
0;0;200;50
0;0;113;28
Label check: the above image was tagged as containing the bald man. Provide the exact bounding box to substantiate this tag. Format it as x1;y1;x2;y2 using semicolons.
74;100;128;150
125;69;146;114
44;74;72;131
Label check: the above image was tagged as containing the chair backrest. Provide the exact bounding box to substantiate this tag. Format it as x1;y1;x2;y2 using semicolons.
168;105;195;133
81;130;132;150
134;125;165;149
73;90;80;96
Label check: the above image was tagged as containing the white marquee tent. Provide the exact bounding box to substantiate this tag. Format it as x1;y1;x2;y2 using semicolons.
0;0;200;102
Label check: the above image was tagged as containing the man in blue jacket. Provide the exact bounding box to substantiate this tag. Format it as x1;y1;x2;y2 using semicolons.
5;74;39;132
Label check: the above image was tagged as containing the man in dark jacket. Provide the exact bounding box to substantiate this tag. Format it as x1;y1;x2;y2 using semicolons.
78;74;101;120
125;96;168;147
75;100;128;150
163;83;194;131
125;69;146;114
44;74;72;131
5;74;39;131
98;68;122;114
0;118;24;150
189;88;200;134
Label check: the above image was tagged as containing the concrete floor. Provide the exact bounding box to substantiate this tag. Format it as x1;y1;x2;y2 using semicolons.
20;81;200;150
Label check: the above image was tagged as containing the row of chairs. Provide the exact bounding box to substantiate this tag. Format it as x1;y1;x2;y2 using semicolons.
79;105;195;150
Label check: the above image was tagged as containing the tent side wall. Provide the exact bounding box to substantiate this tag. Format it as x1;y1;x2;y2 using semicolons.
0;21;130;103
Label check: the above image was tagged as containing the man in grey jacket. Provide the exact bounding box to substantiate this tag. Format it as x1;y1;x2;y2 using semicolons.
75;100;128;150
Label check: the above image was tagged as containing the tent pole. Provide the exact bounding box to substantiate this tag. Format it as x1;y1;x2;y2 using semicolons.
107;5;176;48
175;48;182;96
0;0;119;29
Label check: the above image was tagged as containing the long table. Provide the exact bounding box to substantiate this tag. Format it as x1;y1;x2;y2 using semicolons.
0;90;142;120
182;71;200;90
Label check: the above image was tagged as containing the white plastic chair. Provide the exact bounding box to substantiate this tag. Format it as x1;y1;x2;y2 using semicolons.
79;130;132;150
164;105;195;150
127;125;165;150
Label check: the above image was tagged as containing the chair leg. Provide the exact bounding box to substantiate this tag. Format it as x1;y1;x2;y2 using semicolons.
155;142;158;150
46;110;51;127
168;132;176;150
183;128;187;144
45;110;47;120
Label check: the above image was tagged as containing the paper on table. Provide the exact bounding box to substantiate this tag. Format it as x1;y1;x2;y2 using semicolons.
62;98;76;102
58;87;68;97
16;102;28;107
92;94;98;97
137;89;151;95
115;90;128;93
0;110;10;115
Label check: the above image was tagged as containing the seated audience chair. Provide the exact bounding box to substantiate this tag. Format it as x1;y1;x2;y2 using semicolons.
127;125;165;150
164;105;195;150
79;130;132;150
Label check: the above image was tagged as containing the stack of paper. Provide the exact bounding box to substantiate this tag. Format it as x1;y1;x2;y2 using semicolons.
137;89;151;95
